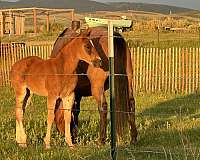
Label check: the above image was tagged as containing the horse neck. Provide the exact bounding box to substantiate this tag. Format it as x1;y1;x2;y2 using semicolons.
56;39;81;73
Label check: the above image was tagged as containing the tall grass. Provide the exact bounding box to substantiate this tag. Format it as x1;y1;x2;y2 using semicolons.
1;87;200;159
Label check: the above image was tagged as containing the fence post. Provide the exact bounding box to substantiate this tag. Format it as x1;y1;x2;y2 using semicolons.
108;21;116;160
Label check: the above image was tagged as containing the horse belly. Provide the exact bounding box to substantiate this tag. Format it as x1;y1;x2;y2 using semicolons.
26;76;48;96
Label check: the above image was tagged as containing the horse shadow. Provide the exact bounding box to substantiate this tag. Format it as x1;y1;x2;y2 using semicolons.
137;93;200;147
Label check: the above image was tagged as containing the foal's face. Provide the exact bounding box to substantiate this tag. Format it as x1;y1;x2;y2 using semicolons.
81;38;102;67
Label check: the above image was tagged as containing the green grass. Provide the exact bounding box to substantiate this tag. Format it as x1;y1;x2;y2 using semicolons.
124;31;200;48
1;86;200;159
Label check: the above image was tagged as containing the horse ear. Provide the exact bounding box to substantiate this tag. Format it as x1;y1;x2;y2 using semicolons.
82;29;92;38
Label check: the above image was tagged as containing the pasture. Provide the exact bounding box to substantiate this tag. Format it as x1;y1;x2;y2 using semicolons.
1;10;200;160
1;86;200;160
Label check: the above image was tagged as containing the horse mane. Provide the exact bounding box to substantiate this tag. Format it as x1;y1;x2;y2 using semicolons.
51;28;80;58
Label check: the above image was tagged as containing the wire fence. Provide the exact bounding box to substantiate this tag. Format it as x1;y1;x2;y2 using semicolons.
1;36;200;159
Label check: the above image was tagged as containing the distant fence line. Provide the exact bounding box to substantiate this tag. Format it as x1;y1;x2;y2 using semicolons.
1;42;200;94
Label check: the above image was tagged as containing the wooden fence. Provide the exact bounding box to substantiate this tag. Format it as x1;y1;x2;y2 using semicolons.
0;42;53;86
1;42;200;94
131;47;200;94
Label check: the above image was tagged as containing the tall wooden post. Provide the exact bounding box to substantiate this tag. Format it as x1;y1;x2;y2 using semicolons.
0;11;4;36
9;10;13;35
33;9;37;34
108;21;116;160
21;14;25;35
46;12;49;33
71;9;74;21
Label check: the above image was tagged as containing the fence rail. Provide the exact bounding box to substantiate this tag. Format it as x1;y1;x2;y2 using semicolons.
1;42;200;94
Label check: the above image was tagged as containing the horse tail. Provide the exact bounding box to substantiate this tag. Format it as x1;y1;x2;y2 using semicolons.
114;32;130;138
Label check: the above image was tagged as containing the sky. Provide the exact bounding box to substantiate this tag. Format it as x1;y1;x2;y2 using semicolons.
95;0;200;10
1;0;200;10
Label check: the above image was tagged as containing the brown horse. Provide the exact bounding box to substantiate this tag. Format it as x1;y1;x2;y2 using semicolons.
10;30;102;148
52;27;137;144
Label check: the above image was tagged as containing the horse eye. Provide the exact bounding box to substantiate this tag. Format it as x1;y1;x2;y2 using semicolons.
84;44;91;54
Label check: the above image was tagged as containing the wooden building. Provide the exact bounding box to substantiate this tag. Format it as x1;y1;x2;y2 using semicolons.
0;10;25;35
0;8;75;36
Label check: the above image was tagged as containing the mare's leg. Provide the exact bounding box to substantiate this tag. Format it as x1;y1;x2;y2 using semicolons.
128;77;137;144
44;96;56;149
62;93;75;147
71;94;82;143
15;87;28;147
92;86;107;144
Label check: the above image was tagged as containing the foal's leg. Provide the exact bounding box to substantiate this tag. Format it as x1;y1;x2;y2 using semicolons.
15;88;27;147
62;93;75;147
44;96;56;149
92;86;107;144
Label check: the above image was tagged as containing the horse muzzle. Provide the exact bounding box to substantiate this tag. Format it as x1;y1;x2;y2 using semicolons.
92;59;102;68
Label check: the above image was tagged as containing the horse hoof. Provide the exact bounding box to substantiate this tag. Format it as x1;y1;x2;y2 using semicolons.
130;139;137;145
95;139;105;146
18;143;27;148
45;144;51;149
68;144;74;149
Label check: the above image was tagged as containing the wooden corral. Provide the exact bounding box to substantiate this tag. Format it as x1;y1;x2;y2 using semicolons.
0;8;75;36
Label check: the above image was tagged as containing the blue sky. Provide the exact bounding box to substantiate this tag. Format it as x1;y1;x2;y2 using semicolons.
95;0;200;10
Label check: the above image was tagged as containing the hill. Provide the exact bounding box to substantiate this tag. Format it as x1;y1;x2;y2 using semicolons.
0;0;195;14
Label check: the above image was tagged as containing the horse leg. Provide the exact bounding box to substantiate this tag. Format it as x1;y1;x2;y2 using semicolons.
92;86;107;144
44;96;56;149
62;93;75;147
15;87;28;147
128;78;137;144
99;93;107;144
71;94;81;144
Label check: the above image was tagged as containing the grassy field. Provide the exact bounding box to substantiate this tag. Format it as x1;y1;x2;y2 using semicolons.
1;30;200;49
1;86;200;160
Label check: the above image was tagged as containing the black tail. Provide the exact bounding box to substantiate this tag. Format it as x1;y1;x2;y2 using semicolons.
114;32;130;138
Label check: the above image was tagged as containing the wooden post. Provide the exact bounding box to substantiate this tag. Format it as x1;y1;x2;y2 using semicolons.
71;9;75;21
0;11;4;36
182;48;185;94
9;10;13;35
21;15;25;35
33;9;37;34
46;12;49;33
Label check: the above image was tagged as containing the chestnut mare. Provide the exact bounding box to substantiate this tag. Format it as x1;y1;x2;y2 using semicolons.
10;30;101;148
52;27;137;144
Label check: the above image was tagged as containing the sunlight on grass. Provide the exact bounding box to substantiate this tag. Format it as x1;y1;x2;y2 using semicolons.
1;86;200;159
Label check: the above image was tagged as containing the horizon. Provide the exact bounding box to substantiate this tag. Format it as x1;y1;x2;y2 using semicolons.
94;0;200;10
1;0;200;10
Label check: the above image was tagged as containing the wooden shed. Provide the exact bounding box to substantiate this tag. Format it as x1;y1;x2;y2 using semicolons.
0;8;75;36
0;10;25;36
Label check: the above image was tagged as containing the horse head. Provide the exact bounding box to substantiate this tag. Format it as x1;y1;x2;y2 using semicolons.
80;29;102;68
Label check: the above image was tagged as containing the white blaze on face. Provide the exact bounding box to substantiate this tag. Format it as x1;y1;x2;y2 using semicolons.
89;39;95;48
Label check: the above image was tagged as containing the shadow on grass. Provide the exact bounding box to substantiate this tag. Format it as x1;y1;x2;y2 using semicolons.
136;93;200;149
140;94;200;117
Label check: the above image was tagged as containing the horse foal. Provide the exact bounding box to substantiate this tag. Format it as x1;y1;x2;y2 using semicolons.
10;30;101;148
